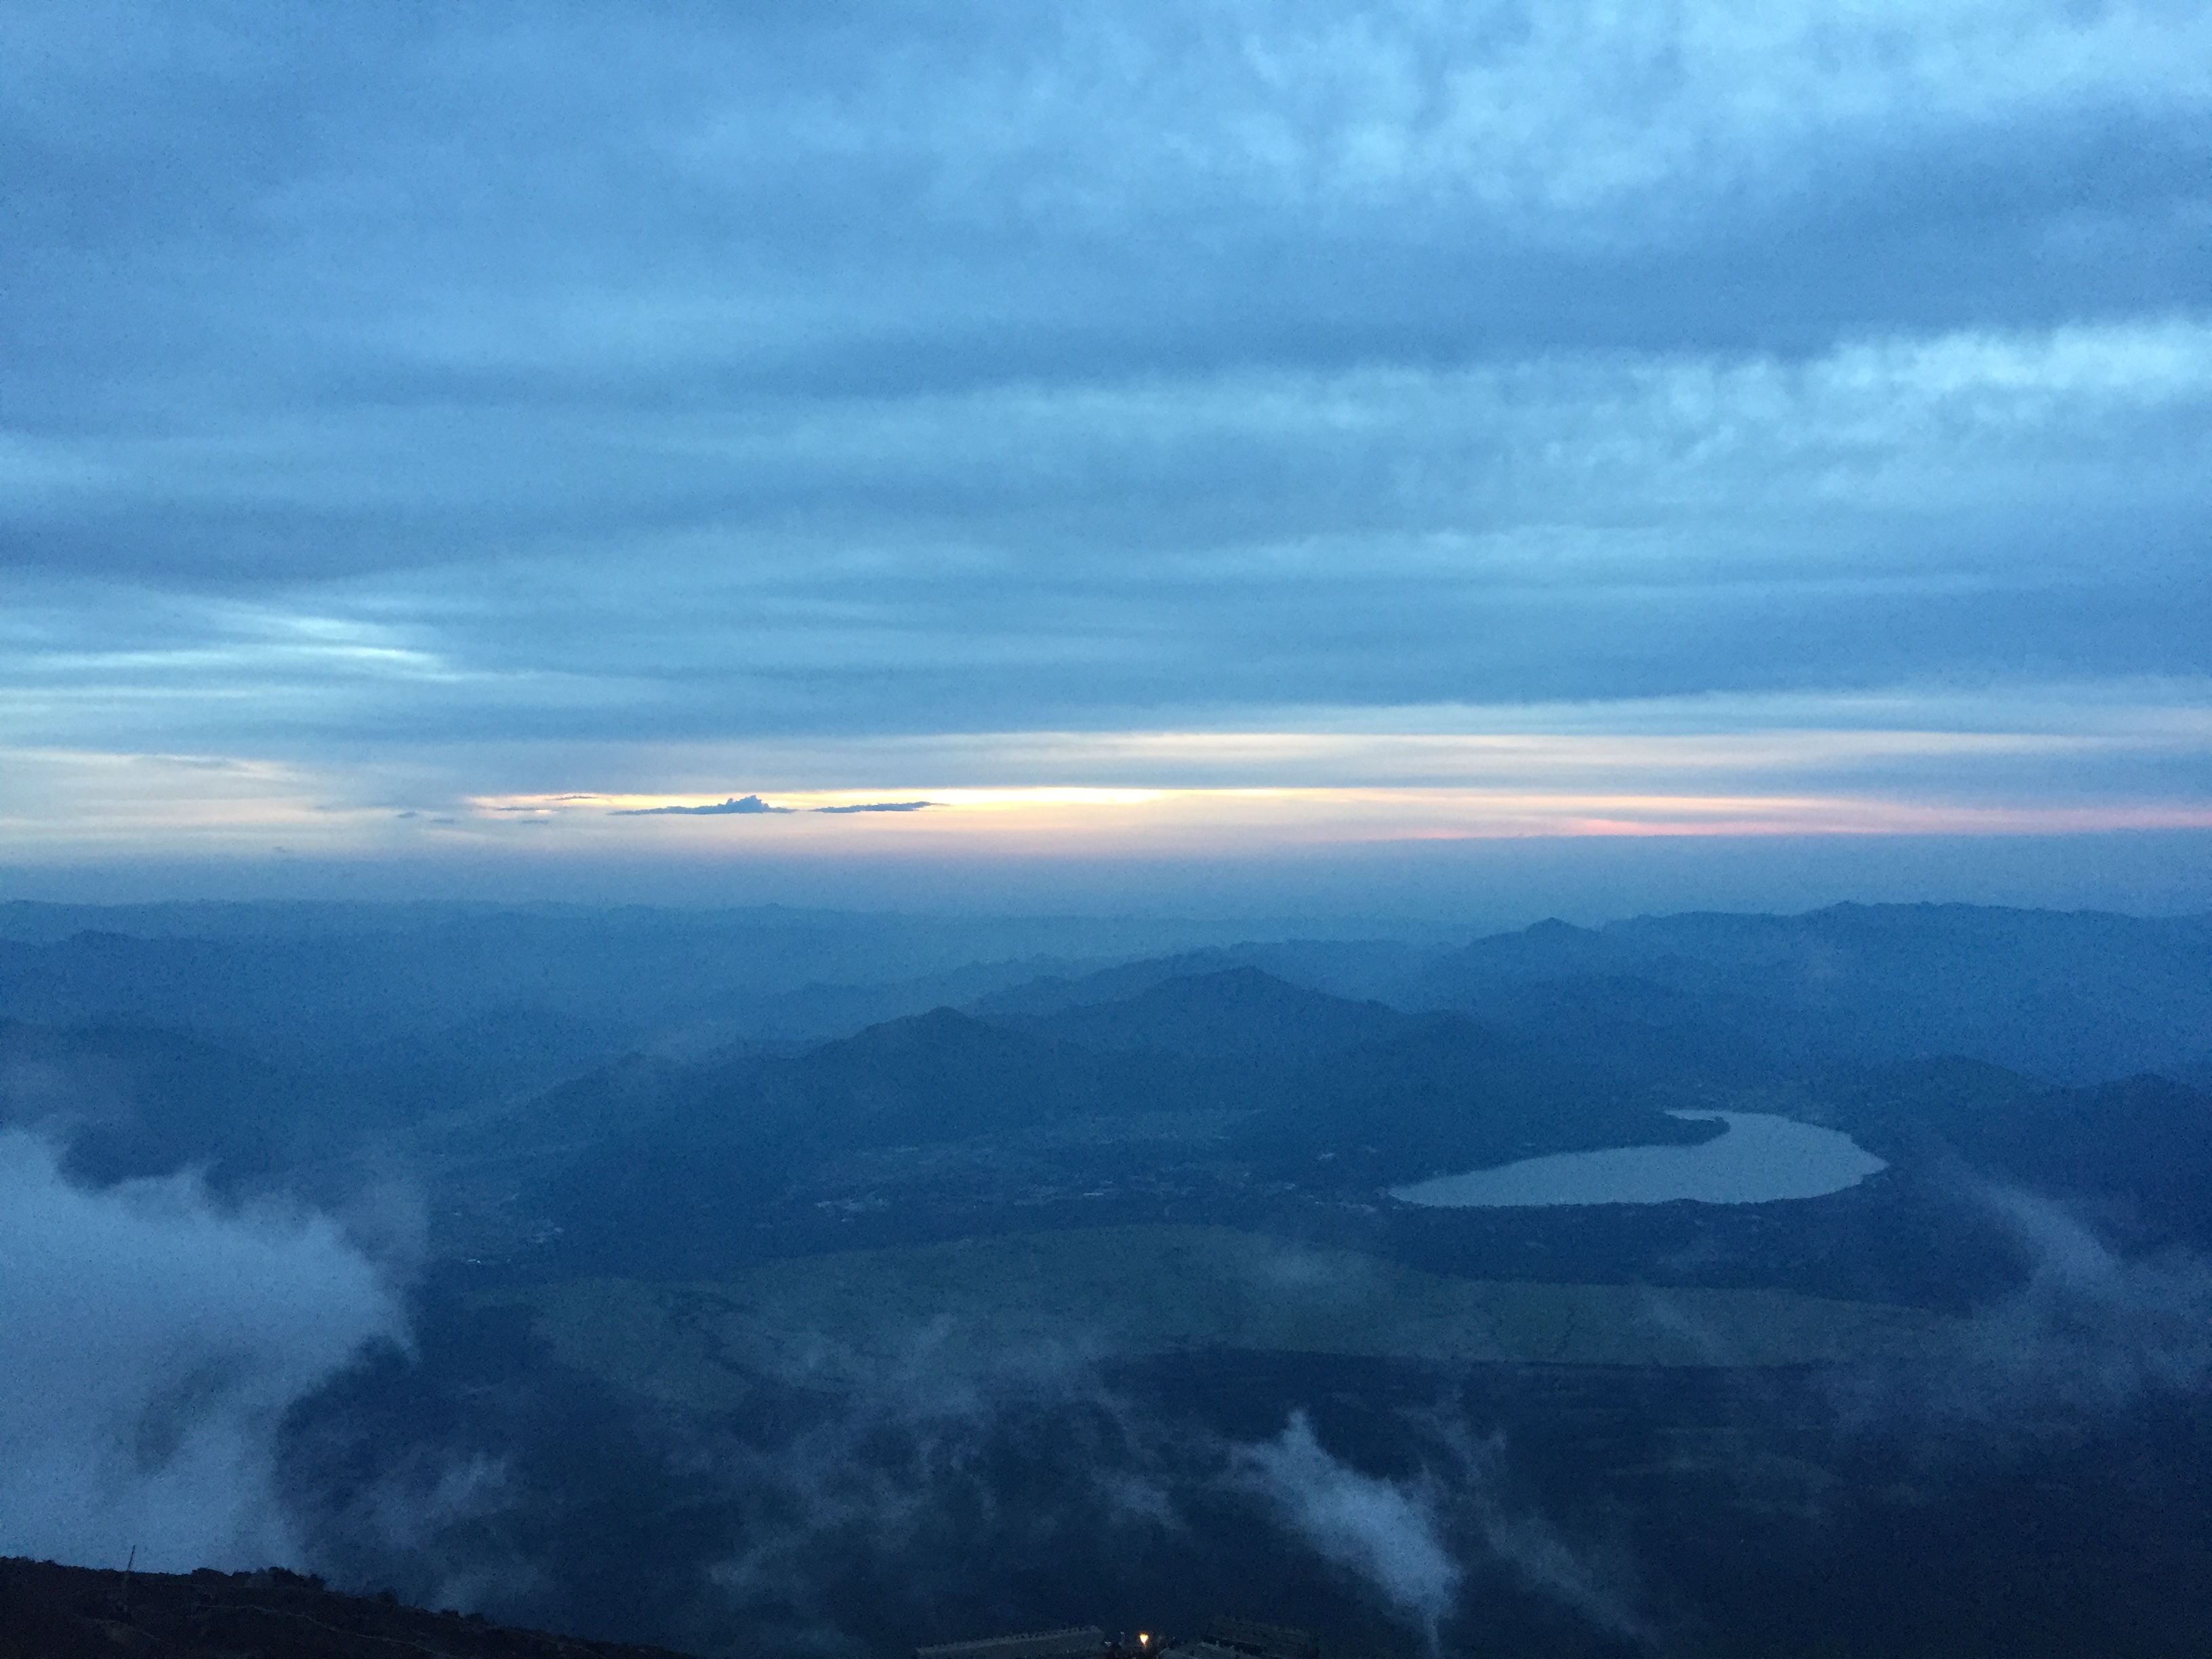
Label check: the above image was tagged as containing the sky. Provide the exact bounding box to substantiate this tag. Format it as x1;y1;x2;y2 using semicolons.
4;1;2209;916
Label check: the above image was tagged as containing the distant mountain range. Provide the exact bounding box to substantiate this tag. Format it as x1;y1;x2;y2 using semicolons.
7;902;2205;1237
1409;903;2212;1084
3;899;2203;1085
11;899;2211;1658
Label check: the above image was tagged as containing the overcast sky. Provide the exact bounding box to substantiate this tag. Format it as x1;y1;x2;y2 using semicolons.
3;2;2208;909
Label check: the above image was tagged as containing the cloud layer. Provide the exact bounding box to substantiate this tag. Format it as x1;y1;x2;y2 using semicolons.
2;3;2207;880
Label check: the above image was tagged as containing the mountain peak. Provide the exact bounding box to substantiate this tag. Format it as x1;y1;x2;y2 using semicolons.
1009;966;1408;1059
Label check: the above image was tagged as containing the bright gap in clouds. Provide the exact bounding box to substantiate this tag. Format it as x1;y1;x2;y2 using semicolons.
2;688;2208;868
514;788;2212;844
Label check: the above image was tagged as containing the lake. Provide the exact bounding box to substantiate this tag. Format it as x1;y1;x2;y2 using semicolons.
1388;1111;1887;1208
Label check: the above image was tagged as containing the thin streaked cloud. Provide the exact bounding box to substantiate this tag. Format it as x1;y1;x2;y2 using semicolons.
5;683;2207;869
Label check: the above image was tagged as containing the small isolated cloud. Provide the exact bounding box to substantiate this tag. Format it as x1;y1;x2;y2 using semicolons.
814;800;935;815
613;794;794;816
1231;1410;1647;1647
1236;1412;1460;1643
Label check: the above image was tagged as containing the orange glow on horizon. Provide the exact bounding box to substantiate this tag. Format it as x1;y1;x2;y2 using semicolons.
5;724;2210;864
457;784;2212;855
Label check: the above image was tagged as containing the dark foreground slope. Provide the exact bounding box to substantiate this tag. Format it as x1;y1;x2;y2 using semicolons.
0;1558;695;1659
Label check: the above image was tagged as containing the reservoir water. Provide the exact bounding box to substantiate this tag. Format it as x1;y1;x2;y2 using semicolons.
1388;1111;1886;1208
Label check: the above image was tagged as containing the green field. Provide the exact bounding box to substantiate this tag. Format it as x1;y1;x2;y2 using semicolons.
486;1225;1957;1406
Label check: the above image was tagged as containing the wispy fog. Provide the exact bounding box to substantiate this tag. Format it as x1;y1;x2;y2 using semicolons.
1837;1185;2212;1435
1970;1187;2212;1411
0;1131;403;1572
1236;1413;1458;1643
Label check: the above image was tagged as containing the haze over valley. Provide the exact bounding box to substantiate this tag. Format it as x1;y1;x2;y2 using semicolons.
4;898;2209;1657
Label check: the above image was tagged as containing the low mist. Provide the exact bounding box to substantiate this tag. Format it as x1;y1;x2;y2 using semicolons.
0;1131;405;1572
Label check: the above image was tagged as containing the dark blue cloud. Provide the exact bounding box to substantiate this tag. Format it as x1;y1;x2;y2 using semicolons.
613;796;792;816
0;1;2207;762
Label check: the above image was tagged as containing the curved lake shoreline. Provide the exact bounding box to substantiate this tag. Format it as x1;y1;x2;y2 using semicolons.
1389;1110;1887;1208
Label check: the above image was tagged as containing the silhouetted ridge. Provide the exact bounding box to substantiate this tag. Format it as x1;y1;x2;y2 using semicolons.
1006;967;1411;1059
967;950;1243;1019
1414;903;2212;1082
0;1557;695;1658
746;1006;1146;1142
1229;1010;1723;1184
